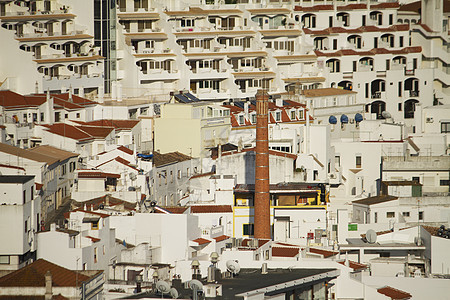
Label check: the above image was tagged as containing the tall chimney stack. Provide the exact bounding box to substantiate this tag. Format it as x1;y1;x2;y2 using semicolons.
254;89;270;239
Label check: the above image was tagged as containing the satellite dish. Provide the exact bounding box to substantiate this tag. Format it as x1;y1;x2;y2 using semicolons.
366;229;377;244
381;111;391;119
156;280;171;294
169;287;179;299
340;114;349;124
189;279;204;291
226;260;240;274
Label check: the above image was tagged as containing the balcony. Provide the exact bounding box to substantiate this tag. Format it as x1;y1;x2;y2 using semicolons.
371;91;385;99
405;69;415;76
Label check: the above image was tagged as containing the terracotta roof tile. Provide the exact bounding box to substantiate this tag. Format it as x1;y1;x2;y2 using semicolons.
337;260;368;271
0;163;25;171
190;205;233;213
190;171;215;180
213;235;230;242
118;145;133;155
272;247;299;257
27;145;78;161
0;259;92;287
241;238;270;248
0;143;59;165
42;124;92;141
308;248;338;258
73;119;139;130
377;286;411;299
159;206;189;214
77;171;120;179
192;238;211;245
353;195;398;206
73;195;136;211
85;235;100;243
153;151;191;167
35;182;43;190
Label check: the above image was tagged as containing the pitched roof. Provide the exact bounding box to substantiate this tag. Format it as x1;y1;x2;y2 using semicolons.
352;195;398;206
27;145;78;161
96;156;139;171
302;88;356;97
190;205;233;213
152;151;191;167
0;163;25;171
213;235;230;242
41;124;92;141
158;206;189;214
337;260;368;271
192;238;211;245
272;247;300;257
0;259;93;287
73;195;136;211
77;171;120;179
0;143;58;165
0;91;97;110
118;145;133;155
377;286;412;299
308;248;338;258
73;119;139;130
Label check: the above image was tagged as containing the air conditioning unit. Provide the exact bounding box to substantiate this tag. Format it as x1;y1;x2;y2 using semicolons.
426;117;434;123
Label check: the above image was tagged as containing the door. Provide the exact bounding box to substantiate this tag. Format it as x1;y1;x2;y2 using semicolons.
274;217;290;242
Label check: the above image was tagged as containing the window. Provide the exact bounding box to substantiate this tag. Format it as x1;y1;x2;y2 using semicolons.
356;155;362;168
76;113;80;118
440;180;450;186
335;155;340;167
275;111;281;122
441;122;450;133
386;212;395;218
24;220;28;233
412;177;420;183
177;170;181;179
30;186;33;200
402;212;410;217
94;247;98;263
40;113;44;122
170;171;173;183
374;212;378;223
103;245;105;255
23;190;26;204
419;211;424;220
243;224;254;236
91;221;99;230
399;36;404;47
398;103;402;111
290;110;296;120
238;115;245;125
298;110;304;120
251;114;256;124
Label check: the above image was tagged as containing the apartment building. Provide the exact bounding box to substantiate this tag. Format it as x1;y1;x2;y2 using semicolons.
0;0;104;96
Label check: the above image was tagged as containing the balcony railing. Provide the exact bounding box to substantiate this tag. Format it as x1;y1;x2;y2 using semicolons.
409;90;419;97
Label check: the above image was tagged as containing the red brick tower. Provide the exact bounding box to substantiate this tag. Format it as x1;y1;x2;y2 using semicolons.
254;89;270;239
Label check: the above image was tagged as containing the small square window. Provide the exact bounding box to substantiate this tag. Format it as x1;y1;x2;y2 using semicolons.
386;212;395;218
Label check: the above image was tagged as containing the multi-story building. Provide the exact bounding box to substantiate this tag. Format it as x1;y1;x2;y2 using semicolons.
0;175;40;271
0;0;104;96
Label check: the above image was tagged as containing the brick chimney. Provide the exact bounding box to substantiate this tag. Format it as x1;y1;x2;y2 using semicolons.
254;89;270;239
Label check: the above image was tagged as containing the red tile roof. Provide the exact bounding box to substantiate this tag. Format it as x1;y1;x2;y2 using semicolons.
241;238;270;248
118;145;133;155
0;259;93;287
73;119;139;130
42;124;92;141
308;248;338;258
190;171;215;180
219;147;297;160
190;205;233;213
158;206;189;214
337;260;368;271
0;91;97;110
272;247;299;257
96;156;139;171
0;163;25;171
73;195;136;211
192;238;211;245
213;235;230;242
35;182;43;191
77;171;120;179
85;236;100;243
377;286;412;299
